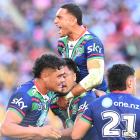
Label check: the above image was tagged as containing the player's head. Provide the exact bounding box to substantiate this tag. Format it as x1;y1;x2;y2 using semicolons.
107;64;136;94
54;3;82;37
61;3;82;26
33;54;66;92
61;58;78;94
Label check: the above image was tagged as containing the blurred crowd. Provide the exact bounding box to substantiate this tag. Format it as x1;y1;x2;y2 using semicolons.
0;0;140;123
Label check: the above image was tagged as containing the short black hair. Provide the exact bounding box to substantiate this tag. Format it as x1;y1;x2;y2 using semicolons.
61;3;82;25
64;58;77;74
107;64;135;91
64;58;80;83
33;54;65;78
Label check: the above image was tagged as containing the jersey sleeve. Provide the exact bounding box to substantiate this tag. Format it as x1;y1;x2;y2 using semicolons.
7;91;32;119
85;37;104;60
80;103;94;125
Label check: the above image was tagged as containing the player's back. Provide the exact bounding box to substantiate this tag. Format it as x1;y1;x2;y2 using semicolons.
89;93;140;140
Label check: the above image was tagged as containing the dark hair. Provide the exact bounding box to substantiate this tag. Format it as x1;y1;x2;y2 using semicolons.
33;54;65;78
107;64;135;91
64;58;77;73
64;58;80;83
61;3;82;25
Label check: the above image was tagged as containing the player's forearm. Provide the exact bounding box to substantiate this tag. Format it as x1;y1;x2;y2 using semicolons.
70;84;86;97
66;63;104;98
79;68;104;91
1;122;40;138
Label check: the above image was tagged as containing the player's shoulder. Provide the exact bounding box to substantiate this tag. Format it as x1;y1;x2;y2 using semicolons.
17;80;34;92
81;90;96;100
13;80;34;98
84;30;101;41
129;94;140;103
89;94;108;107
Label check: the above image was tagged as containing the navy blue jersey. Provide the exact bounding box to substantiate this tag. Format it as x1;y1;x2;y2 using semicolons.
82;93;140;140
70;90;96;122
7;80;54;127
51;90;97;140
51;90;96;122
58;30;107;91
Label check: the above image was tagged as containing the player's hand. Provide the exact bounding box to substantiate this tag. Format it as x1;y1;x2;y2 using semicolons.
57;97;69;110
40;125;62;139
94;89;106;97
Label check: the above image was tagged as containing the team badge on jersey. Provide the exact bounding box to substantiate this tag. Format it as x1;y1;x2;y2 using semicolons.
75;47;84;57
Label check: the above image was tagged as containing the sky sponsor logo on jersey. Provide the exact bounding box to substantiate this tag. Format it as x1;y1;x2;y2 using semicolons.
11;97;28;109
87;43;102;53
78;101;88;111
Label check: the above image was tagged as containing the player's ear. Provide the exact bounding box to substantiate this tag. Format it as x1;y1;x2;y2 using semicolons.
126;76;134;88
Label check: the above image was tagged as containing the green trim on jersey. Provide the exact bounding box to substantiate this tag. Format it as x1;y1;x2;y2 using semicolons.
80;117;92;125
87;57;104;61
27;87;42;99
31;102;39;111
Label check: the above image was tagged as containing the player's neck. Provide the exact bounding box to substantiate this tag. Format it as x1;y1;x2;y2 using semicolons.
68;25;86;41
112;90;131;94
34;79;48;95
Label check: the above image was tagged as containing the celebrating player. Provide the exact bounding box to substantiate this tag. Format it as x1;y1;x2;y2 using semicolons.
72;64;140;140
54;3;107;99
1;54;66;140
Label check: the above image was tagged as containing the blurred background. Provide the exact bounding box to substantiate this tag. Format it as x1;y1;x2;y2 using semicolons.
0;0;140;125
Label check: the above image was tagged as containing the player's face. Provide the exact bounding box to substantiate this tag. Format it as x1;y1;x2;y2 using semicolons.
54;8;75;37
42;67;66;92
61;66;76;93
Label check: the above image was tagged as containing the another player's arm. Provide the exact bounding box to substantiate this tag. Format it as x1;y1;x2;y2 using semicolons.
1;109;61;139
1;92;61;139
66;58;104;98
71;102;94;140
72;115;92;139
1;110;39;138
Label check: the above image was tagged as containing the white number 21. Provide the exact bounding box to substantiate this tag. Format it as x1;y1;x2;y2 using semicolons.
101;110;137;138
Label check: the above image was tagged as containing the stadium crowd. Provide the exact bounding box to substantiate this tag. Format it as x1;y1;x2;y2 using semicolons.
0;0;140;129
